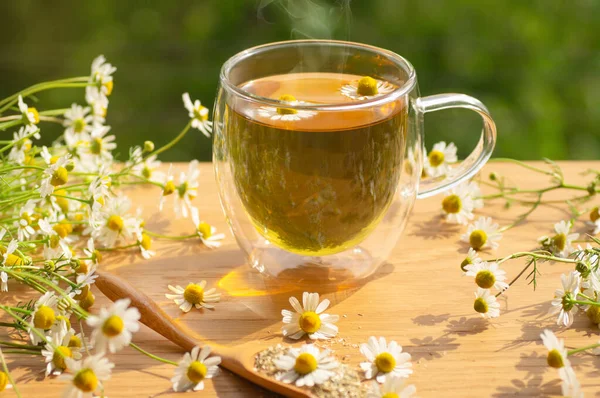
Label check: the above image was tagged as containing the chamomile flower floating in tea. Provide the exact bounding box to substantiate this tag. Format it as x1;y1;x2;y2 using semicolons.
166;280;221;312
41;330;83;376
366;375;417;398
359;336;413;383
464;261;508;291
171;345;221;392
274;344;338;387
424;141;458;177
257;94;317;121
473;288;500;319
182;92;213;137
61;353;114;398
539;220;579;258
461;247;482;272
190;207;225;248
63;104;94;136
441;181;479;225
28;291;61;344
340;76;395;100
461;217;503;251
549;271;581;327
86;298;141;354
281;292;339;340
18;95;40;128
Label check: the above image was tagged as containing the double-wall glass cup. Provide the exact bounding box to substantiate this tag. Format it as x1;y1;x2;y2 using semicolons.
213;40;496;286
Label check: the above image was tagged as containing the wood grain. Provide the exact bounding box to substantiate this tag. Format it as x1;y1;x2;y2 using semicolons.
3;161;600;397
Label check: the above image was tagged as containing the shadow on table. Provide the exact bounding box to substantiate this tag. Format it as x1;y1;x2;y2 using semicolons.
407;215;461;240
492;376;561;397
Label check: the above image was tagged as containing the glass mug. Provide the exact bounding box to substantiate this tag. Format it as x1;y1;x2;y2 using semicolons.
213;40;496;286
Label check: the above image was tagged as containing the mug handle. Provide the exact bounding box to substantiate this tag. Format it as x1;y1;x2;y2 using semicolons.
415;93;497;199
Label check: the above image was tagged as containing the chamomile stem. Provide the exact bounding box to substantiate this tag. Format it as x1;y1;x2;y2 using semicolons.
488;158;554;175
0;77;88;108
148;121;192;158
0;347;22;398
0;340;41;351
129;343;178;366
568;343;600;356
0;82;91;114
570;299;600;307
497;251;577;265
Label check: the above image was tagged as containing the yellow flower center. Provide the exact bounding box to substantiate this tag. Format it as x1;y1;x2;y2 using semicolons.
140;233;152;250
56;315;71;330
177;182;188;198
469;230;488;250
95;196;105;207
79;290;95;310
473;297;488;314
294;353;317;375
107;215;124;232
52;346;73;370
374;352;396;373
163;180;176;196
142;166;152;179
102;315;124;337
193;106;209;121
442;194;462;214
103;81;114;96
183;284;204;305
27;107;40;124
93;250;103;264
69;335;83;348
91;137;103;155
553;233;566;251
382;394;400;398
197;222;212;239
53;224;69;239
54;190;70;212
34;305;56;329
73;368;98;393
49;235;61;249
475;270;496;289
356;76;379;96
0;370;7;392
277;94;298;115
587;305;600;325
51;167;69;187
74;285;89;301
460;257;472;272
186;361;208;383
547;349;564;368
5;253;23;266
298;311;321;334
591;207;599;222
73;118;86;133
428;150;445;167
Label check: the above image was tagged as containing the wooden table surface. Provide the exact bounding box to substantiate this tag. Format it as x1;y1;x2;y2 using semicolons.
4;161;600;397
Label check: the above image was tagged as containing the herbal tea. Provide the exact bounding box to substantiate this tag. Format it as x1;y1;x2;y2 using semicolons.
225;73;406;255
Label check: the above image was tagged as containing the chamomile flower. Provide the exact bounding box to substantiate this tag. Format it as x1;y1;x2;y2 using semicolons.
39;154;71;197
190;207;225;248
136;230;155;259
424;141;458;177
86;298;140;354
274;344;338;387
587;206;600;235
473;288;500;319
359;336;413;383
257;94;317;122
82;238;102;267
461;247;482;272
540;329;570;369
183;93;213;137
281;292;339;340
465;261;508;291
61;353;114;398
174;160;200;218
63;104;93;136
461;217;503;250
28;291;60;344
8;127;36;165
132;154;163;182
92;196;137;247
441;181;479;225
18;95;40;127
87;125;116;163
549;271;581;327
13;200;37;240
560;366;583;398
1;271;7;292
171;345;221;392
2;240;22;269
166;281;221;312
539;220;579;258
159;164;175;211
86;55;116;107
38;218;72;260
340;76;395;100
366;375;417;398
42;330;83;376
0;370;11;392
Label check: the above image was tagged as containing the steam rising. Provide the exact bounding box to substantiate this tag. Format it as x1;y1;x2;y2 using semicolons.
258;0;352;40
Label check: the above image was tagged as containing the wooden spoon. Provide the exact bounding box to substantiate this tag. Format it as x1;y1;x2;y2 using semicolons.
95;271;313;398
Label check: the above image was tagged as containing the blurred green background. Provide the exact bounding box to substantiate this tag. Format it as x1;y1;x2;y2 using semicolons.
1;0;599;161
